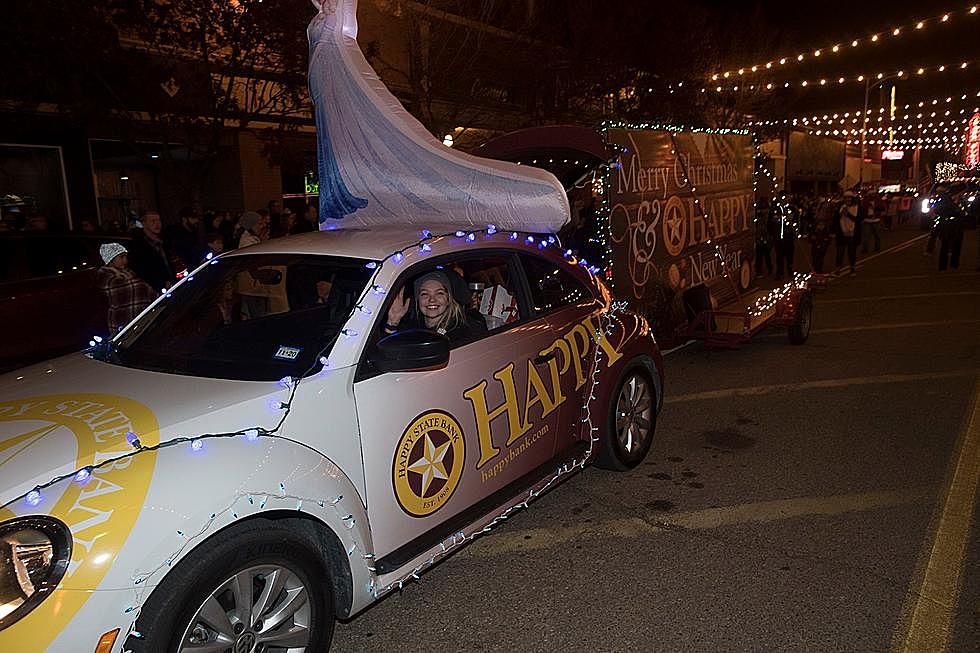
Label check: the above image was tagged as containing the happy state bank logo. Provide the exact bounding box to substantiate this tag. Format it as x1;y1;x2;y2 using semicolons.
393;411;465;517
0;394;158;647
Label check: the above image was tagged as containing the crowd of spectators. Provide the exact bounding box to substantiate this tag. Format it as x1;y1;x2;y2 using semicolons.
86;200;321;335
755;189;926;279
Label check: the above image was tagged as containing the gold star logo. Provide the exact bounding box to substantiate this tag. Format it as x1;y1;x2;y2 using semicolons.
662;195;688;256
407;434;450;498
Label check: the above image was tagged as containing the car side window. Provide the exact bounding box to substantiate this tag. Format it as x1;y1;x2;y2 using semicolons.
519;254;594;315
373;254;525;348
451;255;522;334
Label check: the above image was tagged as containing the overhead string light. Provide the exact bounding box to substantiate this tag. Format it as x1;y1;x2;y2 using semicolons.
748;91;980;126
703;60;978;93
708;4;979;81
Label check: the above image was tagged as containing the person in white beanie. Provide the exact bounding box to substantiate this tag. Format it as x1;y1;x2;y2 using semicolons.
237;211;269;248
96;242;159;334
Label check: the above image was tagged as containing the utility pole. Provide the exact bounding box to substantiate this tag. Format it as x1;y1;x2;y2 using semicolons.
859;74;901;187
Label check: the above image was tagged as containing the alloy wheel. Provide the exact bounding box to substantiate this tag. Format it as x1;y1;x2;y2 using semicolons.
178;564;312;653
615;373;653;457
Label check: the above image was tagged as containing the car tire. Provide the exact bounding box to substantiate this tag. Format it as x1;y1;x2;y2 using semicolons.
124;518;335;652
595;360;657;471
788;292;813;345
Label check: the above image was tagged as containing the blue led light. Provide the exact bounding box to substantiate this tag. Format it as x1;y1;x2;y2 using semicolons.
455;230;465;237
93;335;103;343
319;356;330;367
466;233;476;242
420;243;432;253
392;252;404;264
244;428;260;441
372;284;386;295
564;249;573;257
509;232;519;240
487;224;497;234
420;229;431;239
365;261;378;269
526;235;535;244
268;398;287;411
74;468;92;484
191;439;204;452
126;431;141;448
25;489;42;507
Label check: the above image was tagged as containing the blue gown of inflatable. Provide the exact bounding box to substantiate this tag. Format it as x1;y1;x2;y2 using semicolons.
307;0;569;233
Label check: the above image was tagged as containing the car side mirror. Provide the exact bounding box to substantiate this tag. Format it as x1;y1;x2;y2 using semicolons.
370;329;450;373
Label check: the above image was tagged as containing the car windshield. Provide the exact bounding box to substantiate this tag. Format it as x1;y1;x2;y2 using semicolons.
106;253;374;381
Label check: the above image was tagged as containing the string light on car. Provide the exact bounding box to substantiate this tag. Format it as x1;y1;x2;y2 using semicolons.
9;223;632;631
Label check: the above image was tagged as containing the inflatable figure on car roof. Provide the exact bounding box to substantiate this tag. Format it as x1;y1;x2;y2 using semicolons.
306;0;569;233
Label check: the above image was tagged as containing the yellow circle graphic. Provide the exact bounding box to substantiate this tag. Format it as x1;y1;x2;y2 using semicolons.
0;394;159;648
393;411;465;517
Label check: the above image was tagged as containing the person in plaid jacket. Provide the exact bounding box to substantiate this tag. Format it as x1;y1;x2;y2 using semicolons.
97;243;160;334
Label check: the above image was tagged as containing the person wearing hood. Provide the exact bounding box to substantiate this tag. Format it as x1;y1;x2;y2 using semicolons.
384;270;487;345
835;191;863;275
933;186;965;271
95;242;160;334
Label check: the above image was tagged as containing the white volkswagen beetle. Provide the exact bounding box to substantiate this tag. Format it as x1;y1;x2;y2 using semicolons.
0;226;663;652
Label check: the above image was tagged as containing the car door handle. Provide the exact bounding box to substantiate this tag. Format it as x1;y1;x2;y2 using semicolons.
533;352;557;365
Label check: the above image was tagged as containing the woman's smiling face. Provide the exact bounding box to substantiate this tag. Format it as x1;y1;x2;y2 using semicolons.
418;279;450;323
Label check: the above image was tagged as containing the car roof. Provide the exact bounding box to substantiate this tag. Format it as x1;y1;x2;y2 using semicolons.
223;227;426;261
222;225;560;261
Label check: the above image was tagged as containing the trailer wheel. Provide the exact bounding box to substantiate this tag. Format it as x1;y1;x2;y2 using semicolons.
788;292;813;345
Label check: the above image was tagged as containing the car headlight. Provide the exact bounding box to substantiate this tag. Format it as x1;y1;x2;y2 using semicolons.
0;516;72;631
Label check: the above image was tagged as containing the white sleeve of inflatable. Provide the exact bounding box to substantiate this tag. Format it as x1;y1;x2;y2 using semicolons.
307;0;570;233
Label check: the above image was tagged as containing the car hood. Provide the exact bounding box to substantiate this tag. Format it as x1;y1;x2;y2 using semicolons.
0;353;292;509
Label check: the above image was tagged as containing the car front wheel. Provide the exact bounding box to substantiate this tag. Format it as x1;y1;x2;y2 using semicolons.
126;518;334;652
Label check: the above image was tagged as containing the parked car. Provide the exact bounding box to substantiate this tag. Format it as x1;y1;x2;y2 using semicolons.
0;227;663;651
0;233;131;372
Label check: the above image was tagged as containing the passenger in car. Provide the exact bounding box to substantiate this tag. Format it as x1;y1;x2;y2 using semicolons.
384;270;487;344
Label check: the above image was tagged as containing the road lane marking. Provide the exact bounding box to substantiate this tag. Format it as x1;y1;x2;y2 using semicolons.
664;370;977;404
832;234;927;277
894;376;980;653
468;489;926;557
870;272;980;282
820;291;980;304
811;319;980;335
756;319;980;340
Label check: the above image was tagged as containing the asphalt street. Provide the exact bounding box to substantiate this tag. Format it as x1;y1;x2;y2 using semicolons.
332;224;980;653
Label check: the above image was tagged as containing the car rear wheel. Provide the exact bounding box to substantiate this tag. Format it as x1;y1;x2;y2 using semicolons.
125;519;334;653
595;361;657;471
